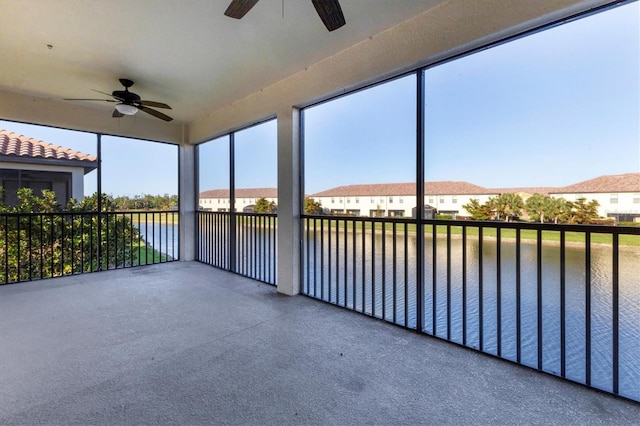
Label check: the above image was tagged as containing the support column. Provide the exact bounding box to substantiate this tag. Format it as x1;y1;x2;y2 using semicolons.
276;107;301;295
179;142;196;261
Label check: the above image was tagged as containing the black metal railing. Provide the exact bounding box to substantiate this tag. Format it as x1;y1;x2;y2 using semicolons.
302;215;640;402
0;210;178;285
196;211;277;285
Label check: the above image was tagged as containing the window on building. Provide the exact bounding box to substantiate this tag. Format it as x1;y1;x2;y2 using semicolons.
370;198;375;203
634;194;640;204
389;196;393;203
610;193;619;204
346;198;350;203
380;198;384;203
428;197;434;204
452;196;457;204
399;197;403;204
331;197;335;203
355;197;359;203
439;197;445;203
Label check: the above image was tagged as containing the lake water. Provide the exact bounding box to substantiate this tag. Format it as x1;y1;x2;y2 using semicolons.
137;223;179;260
303;228;640;400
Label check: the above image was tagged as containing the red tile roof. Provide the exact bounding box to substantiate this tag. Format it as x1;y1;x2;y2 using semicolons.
489;187;557;196
311;181;495;197
0;129;97;164
200;188;277;199
551;173;640;194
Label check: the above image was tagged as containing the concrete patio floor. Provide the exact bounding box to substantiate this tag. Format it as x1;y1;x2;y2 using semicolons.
0;261;638;425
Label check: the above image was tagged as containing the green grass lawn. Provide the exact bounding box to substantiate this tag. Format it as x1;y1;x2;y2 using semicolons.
133;241;169;264
302;219;640;247
128;212;179;225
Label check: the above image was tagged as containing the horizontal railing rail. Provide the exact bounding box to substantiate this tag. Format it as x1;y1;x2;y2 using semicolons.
196;211;277;285
0;210;178;285
302;214;640;402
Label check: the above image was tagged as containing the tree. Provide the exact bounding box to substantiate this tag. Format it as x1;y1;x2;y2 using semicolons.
0;190;144;283
561;197;600;224
491;193;523;222
525;192;549;223
254;197;276;213
304;197;323;214
547;197;568;224
462;198;493;220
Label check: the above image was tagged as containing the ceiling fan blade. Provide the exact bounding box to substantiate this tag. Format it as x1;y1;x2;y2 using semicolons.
91;89;116;97
112;109;124;118
311;0;345;32
224;0;259;19
138;105;174;122
139;100;172;109
64;98;116;102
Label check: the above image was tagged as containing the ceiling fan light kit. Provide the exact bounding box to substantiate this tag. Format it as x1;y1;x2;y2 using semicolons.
115;103;138;115
64;78;173;122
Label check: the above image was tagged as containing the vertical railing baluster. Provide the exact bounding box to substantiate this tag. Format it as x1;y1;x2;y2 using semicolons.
328;218;332;302
335;218;339;303
612;232;619;395
61;215;65;276
516;228;522;364
497;227;502;357
392;222;397;324
4;216;9;283
404;222;408;327
462;225;467;346
343;218;348;307
361;219;366;313
39;214;44;279
382;221;386;320
560;230;566;378
432;223;437;336
352;220;356;310
305;217;310;294
28;215;33;281
105;212;110;270
478;226;484;351
372;220;376;317
313;218;318;298
447;224;451;341
49;215;54;277
537;228;543;371
320;218;324;300
17;215;21;281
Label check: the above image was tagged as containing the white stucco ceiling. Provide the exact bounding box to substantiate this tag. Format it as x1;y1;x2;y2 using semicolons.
0;0;447;124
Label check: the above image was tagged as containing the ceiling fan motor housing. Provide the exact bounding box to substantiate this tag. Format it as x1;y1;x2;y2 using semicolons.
112;90;141;104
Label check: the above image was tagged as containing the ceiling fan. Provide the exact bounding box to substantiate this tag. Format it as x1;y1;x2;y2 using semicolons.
225;0;345;32
64;79;173;122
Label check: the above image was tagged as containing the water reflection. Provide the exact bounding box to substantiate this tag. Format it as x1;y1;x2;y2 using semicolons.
303;226;640;400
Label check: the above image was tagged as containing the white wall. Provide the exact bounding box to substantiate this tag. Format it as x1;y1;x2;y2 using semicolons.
551;192;640;218
313;193;498;217
199;196;278;212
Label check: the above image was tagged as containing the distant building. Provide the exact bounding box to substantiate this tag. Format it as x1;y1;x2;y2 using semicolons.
310;181;498;218
199;188;277;212
550;173;640;222
0;129;97;207
197;173;640;222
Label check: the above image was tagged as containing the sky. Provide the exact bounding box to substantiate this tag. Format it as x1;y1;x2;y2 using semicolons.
2;2;639;197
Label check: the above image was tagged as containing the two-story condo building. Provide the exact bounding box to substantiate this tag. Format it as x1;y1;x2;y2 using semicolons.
310;181;498;218
199;188;277;212
550;173;640;222
199;173;640;222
